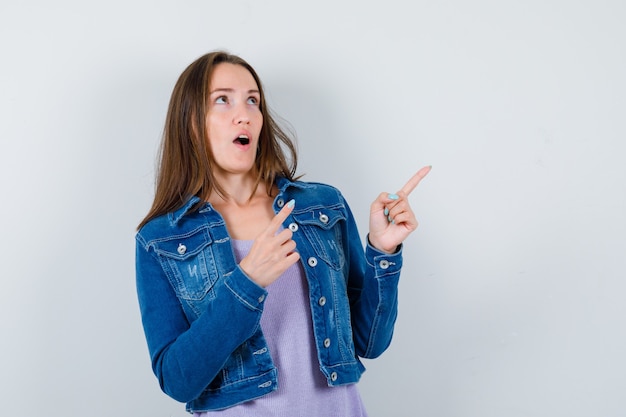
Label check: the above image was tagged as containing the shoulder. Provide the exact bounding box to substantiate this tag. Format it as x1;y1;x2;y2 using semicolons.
282;179;345;204
136;197;221;249
135;212;173;247
295;179;342;194
276;179;356;220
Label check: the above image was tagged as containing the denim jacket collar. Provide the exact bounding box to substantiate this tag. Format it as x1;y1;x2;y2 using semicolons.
169;196;203;226
275;176;314;193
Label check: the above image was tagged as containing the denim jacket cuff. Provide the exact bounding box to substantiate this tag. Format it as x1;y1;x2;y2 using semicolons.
365;235;403;276
223;267;269;312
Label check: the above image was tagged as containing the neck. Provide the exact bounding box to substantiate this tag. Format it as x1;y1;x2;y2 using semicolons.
210;172;265;206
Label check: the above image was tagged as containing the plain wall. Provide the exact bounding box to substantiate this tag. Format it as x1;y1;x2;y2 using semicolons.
1;1;625;416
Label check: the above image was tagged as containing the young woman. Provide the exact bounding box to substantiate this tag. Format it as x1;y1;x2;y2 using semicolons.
135;51;430;416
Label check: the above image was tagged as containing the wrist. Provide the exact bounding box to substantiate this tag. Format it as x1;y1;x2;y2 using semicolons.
367;234;400;254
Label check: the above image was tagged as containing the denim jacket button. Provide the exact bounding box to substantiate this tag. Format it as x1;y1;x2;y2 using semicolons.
177;243;187;255
319;213;329;224
258;294;265;303
379;259;390;269
308;257;318;267
276;199;285;208
324;338;331;348
318;296;326;306
288;222;298;232
330;372;338;382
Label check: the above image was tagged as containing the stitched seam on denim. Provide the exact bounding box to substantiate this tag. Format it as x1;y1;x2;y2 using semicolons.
331;272;347;360
146;224;213;247
224;279;263;312
364;276;384;358
203;369;276;391
290;202;344;215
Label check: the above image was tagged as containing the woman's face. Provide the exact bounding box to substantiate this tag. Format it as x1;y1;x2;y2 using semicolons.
206;63;263;179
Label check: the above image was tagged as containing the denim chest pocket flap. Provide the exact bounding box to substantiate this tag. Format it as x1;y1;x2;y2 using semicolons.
151;228;218;301
292;207;346;269
152;228;213;260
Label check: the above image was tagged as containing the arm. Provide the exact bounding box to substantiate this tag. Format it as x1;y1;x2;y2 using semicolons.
135;201;298;403
347;166;431;358
343;199;403;358
136;237;266;403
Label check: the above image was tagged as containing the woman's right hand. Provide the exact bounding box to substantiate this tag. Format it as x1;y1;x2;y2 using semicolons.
239;200;300;287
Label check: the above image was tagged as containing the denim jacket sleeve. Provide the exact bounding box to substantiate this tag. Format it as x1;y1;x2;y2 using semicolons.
341;195;403;359
135;231;268;403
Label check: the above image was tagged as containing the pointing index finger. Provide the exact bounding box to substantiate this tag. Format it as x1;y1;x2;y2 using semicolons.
399;165;432;196
268;199;295;232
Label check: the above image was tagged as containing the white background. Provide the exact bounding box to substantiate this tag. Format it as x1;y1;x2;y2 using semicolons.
1;1;625;416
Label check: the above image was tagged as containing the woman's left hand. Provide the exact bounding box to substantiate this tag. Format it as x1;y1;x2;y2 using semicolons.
368;166;431;253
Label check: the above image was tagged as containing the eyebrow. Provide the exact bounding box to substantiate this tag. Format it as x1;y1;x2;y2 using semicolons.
209;88;260;95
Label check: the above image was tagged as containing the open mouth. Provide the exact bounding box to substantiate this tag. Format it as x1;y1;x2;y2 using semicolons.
234;135;250;145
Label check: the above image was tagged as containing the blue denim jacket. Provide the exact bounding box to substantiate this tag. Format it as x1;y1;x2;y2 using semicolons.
135;177;403;412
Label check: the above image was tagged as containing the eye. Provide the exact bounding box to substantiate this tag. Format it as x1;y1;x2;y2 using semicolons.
247;96;260;106
215;96;228;104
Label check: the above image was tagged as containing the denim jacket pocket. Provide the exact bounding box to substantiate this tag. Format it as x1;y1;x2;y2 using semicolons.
293;207;346;270
152;227;218;302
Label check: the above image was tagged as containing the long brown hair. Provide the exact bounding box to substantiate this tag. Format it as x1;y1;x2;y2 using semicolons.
138;51;299;230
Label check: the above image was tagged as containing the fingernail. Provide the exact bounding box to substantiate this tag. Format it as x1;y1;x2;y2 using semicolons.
388;193;399;200
384;208;389;216
286;199;295;208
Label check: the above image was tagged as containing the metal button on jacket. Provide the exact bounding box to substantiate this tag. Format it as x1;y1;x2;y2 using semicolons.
319;213;329;224
379;259;390;269
323;338;331;348
318;296;326;306
288;223;298;232
308;257;318;267
276;199;285;208
330;372;338;382
177;243;187;255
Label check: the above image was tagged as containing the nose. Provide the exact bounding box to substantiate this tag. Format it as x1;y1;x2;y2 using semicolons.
233;103;251;125
234;114;250;125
